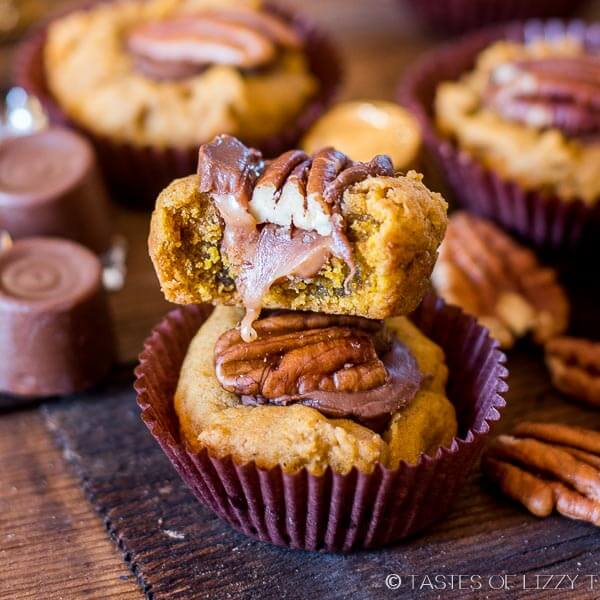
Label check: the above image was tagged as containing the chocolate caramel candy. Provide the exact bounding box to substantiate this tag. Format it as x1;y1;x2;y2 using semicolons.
0;128;113;254
0;237;115;397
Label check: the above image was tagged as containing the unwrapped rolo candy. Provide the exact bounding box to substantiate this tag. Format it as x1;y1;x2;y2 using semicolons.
0;237;115;398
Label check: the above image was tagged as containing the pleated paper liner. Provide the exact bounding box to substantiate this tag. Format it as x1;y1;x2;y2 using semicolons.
134;294;508;552
398;20;600;252
400;0;590;36
14;3;342;209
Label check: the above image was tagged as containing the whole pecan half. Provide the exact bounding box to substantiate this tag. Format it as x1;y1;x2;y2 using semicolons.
483;422;600;526
432;212;569;348
127;8;302;80
546;337;600;406
214;311;422;427
486;56;600;137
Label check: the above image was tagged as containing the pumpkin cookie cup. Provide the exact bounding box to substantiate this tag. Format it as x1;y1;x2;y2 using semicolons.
398;20;600;251
14;2;341;209
134;294;507;552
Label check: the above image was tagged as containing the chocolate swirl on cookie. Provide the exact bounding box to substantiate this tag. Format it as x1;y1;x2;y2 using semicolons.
198;135;394;342
127;8;302;80
486;55;600;138
214;311;422;430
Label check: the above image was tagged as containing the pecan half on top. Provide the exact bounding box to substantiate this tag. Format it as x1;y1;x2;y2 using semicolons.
431;212;569;348
127;8;302;80
546;337;600;407
214;311;422;430
483;422;600;526
486;55;600;137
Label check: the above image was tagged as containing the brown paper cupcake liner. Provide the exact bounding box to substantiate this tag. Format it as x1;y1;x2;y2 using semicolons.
13;3;342;209
398;20;600;252
134;294;508;552
400;0;590;36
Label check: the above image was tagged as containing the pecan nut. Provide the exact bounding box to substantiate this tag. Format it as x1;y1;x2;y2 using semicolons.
487;56;600;137
127;8;302;78
248;148;393;236
483;422;600;526
214;312;386;398
545;337;600;407
214;311;422;427
432;212;569;348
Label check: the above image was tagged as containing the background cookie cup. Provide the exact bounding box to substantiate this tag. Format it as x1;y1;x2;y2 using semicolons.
399;0;590;36
134;294;508;552
398;20;600;252
13;2;341;209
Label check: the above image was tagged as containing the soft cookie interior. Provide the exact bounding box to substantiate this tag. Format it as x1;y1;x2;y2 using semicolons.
150;171;448;320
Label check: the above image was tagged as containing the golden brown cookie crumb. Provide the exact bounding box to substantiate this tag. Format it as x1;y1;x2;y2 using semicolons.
150;170;447;319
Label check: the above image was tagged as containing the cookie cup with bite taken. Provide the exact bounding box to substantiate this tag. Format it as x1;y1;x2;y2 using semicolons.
136;136;508;551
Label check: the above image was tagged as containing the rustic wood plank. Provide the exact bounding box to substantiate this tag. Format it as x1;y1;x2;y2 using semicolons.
0;410;141;600
41;349;600;600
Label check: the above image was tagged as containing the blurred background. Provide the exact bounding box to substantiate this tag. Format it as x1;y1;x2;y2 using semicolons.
2;0;599;96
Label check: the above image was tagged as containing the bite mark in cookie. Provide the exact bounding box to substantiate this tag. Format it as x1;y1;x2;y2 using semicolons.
197;134;393;340
149;137;447;326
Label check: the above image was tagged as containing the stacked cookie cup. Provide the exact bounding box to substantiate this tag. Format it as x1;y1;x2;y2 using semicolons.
135;135;508;551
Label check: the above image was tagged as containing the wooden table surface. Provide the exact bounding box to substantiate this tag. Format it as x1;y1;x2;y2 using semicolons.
1;1;600;598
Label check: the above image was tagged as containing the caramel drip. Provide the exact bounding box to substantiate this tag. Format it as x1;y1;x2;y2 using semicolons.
236;225;342;343
198;135;395;342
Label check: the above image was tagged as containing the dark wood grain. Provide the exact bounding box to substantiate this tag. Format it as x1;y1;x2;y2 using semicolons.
0;410;139;599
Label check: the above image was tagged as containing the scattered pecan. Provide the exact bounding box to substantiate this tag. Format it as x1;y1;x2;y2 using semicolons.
213;311;422;426
483;422;600;526
487;56;600;137
431;212;569;348
545;337;600;407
